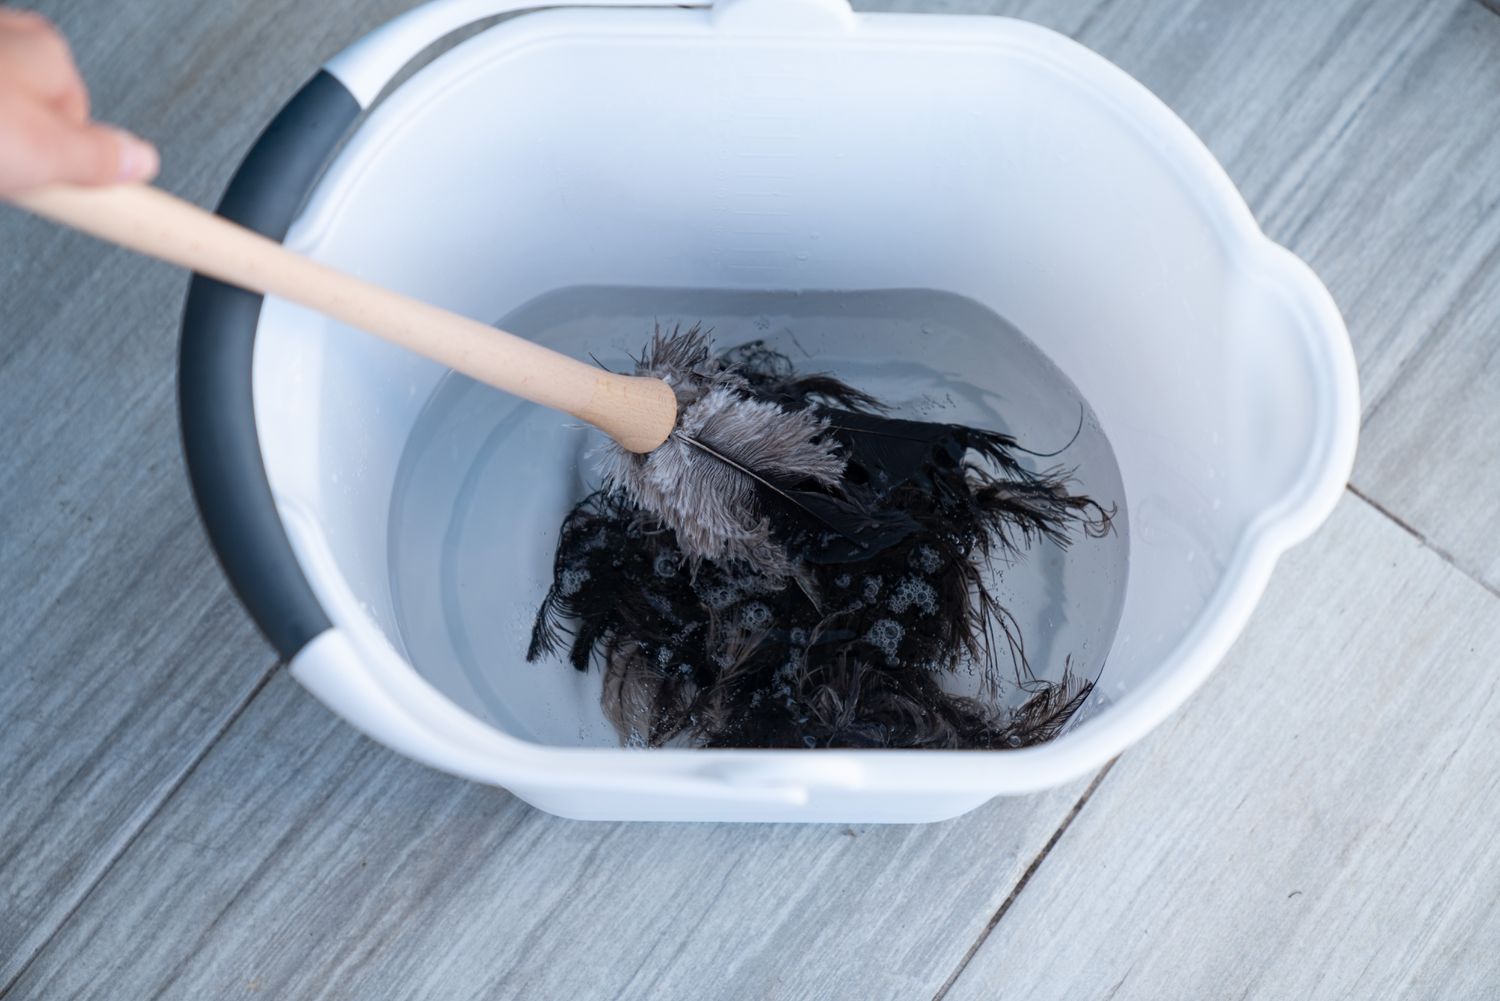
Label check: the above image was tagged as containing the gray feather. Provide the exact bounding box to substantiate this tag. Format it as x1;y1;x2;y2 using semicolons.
596;325;845;576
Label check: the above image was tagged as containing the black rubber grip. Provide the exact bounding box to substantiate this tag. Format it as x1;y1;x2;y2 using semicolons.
179;70;361;659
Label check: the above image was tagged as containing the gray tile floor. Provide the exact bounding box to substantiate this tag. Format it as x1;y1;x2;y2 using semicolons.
3;1;1498;997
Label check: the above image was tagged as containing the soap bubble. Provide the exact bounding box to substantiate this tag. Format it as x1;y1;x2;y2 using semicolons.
912;545;943;574
702;584;740;610
888;575;938;615
741;602;772;630
864;618;905;663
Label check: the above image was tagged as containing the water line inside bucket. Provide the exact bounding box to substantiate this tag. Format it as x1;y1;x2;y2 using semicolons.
386;286;1129;747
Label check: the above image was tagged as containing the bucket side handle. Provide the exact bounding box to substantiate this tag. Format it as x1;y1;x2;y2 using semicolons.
1225;240;1360;551
179;71;360;660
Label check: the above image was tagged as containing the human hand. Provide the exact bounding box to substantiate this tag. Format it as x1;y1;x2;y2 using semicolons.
0;7;157;196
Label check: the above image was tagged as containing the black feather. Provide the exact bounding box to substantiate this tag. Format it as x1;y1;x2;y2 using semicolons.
527;337;1114;749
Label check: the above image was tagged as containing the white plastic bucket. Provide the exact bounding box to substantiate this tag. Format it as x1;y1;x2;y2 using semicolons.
180;0;1359;822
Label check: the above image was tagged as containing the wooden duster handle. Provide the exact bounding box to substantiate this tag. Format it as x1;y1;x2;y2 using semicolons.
10;184;678;453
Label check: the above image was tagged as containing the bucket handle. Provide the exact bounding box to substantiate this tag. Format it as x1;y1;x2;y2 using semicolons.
325;0;712;109
180;71;357;659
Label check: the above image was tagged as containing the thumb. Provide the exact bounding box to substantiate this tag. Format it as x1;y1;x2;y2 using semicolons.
41;120;159;186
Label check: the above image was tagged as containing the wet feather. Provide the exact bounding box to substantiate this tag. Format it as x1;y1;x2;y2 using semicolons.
528;328;1114;750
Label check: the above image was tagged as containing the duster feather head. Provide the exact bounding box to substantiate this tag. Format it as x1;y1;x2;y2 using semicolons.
595;325;846;576
528;326;1115;751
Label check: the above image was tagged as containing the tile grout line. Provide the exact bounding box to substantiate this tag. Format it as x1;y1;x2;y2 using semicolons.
0;658;284;1001
1345;483;1426;542
1345;485;1500;603
929;759;1119;1001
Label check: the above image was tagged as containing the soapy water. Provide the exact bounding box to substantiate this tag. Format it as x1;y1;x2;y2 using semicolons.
387;286;1129;747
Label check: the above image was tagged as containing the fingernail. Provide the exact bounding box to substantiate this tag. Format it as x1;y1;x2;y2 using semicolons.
118;135;160;182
